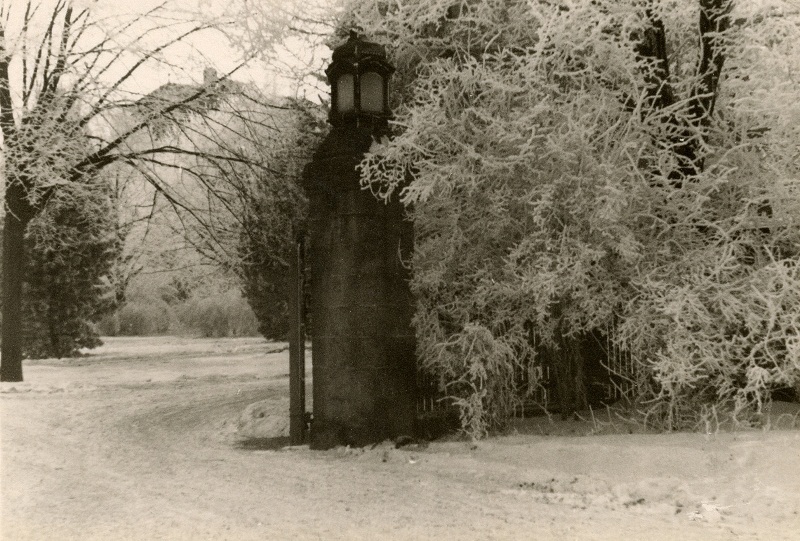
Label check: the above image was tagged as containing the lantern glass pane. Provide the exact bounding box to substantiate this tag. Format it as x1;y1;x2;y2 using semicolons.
360;72;384;113
337;74;355;113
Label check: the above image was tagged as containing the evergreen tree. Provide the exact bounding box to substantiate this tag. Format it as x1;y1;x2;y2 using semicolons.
21;177;122;359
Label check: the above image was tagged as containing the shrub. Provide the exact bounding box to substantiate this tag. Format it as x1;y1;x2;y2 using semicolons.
618;255;800;429
117;300;172;336
177;290;260;338
97;312;121;336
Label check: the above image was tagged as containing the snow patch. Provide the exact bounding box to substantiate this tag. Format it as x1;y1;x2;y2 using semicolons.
0;381;98;394
235;400;288;439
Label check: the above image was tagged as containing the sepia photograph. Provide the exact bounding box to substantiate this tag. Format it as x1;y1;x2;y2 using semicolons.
2;0;799;539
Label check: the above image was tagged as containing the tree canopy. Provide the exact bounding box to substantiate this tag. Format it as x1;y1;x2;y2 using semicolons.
352;0;800;434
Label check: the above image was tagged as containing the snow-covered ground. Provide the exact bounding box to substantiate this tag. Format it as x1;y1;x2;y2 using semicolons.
2;336;799;540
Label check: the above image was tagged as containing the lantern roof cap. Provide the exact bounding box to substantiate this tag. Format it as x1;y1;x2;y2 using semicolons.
329;30;392;70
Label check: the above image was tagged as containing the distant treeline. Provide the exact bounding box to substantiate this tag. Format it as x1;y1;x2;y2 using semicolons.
99;289;260;338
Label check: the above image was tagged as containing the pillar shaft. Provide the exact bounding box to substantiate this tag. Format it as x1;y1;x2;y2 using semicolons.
304;125;415;449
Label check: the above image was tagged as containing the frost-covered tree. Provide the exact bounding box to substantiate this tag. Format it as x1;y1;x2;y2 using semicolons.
117;74;325;340
20;170;122;358
202;0;336;96
180;98;323;340
233;100;324;339
351;0;800;434
0;0;266;381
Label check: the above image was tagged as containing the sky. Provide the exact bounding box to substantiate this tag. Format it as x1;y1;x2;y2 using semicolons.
84;0;331;100
88;2;271;95
0;0;329;100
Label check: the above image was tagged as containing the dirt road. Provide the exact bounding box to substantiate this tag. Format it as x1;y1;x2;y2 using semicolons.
2;337;799;540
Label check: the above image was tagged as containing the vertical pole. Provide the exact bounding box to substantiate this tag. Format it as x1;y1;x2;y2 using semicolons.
289;237;306;445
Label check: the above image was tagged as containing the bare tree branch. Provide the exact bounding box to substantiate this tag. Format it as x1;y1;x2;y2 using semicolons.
690;0;733;127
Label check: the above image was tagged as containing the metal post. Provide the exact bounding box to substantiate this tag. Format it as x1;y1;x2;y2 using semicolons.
289;237;306;445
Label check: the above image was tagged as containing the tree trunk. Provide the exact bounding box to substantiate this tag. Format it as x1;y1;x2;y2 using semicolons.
1;203;27;381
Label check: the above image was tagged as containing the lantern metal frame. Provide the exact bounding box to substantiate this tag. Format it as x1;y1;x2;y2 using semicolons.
326;30;394;128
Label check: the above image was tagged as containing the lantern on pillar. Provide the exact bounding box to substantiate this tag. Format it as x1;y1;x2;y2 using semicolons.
326;30;394;129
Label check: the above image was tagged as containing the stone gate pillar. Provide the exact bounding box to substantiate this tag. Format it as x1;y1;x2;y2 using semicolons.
303;33;416;449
